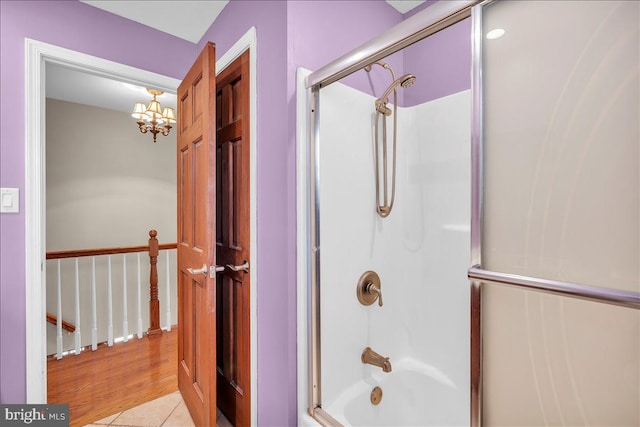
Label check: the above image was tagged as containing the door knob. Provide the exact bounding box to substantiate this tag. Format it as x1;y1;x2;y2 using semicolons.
187;264;225;277
187;264;208;276
226;260;250;273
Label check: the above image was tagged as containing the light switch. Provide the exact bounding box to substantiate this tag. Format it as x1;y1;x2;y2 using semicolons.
0;188;19;213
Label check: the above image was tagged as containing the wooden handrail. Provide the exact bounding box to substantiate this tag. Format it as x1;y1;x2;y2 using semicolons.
46;230;173;345
46;243;177;260
47;312;76;333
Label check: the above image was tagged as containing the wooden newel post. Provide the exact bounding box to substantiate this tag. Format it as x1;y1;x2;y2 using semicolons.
148;229;162;336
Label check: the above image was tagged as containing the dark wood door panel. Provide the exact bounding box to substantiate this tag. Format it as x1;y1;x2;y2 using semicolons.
215;49;251;427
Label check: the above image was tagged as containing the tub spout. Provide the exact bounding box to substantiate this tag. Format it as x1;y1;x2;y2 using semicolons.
362;347;392;373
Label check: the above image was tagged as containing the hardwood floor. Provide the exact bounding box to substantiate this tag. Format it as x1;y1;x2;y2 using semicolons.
47;331;177;427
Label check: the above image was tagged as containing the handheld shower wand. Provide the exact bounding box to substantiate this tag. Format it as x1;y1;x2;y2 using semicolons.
365;61;416;218
379;74;417;105
375;74;416;116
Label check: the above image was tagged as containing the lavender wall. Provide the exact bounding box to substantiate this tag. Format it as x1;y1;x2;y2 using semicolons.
403;0;472;106
403;17;472;106
287;0;403;97
195;2;294;425
287;0;471;108
0;0;196;404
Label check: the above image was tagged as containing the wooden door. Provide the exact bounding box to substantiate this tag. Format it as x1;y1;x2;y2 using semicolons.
215;50;251;427
216;51;251;427
177;42;217;427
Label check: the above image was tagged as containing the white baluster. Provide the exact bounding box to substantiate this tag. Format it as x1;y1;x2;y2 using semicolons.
166;250;171;332
137;252;143;339
91;256;97;351
56;259;63;360
107;255;113;346
122;253;128;342
74;258;81;355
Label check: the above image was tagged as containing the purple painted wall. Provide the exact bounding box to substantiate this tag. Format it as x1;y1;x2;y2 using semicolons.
195;2;294;425
287;0;403;97
0;0;196;404
286;0;471;108
403;17;472;106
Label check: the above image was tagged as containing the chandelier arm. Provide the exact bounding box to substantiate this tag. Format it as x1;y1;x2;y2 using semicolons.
137;123;149;134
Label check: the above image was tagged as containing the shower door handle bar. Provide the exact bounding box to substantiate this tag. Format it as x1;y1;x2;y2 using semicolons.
468;265;640;310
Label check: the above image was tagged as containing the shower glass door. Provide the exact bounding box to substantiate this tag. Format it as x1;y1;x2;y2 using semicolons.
473;1;640;425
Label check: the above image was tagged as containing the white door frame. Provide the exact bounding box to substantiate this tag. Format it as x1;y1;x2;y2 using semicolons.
25;30;258;424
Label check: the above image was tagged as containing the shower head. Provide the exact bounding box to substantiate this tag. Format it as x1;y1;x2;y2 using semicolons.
377;74;417;109
400;74;416;88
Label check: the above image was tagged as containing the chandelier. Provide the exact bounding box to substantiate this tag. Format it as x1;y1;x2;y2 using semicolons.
131;88;176;143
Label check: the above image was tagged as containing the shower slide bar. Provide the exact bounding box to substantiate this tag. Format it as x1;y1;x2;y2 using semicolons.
468;265;640;310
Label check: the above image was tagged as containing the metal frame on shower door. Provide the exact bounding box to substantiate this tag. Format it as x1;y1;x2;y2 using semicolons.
470;1;640;425
304;1;477;425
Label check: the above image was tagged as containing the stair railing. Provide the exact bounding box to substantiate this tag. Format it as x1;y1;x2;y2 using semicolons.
45;230;177;359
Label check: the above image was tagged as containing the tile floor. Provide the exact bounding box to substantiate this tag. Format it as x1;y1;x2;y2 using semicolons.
83;391;232;427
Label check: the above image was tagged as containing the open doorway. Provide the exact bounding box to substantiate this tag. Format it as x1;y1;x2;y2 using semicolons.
44;61;181;425
25;39;180;405
44;62;179;357
25;30;257;425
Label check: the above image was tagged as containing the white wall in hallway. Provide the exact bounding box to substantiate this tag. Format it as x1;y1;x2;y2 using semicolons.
45;98;178;354
46;98;176;250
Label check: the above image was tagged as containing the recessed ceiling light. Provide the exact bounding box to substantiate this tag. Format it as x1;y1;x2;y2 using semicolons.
486;28;505;40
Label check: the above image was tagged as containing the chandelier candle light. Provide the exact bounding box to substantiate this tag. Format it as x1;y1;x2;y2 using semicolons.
131;88;176;143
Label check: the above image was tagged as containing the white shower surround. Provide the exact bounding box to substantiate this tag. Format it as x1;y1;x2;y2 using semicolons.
297;67;471;425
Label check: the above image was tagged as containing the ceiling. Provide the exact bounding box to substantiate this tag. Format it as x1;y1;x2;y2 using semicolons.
46;62;177;115
48;1;426;114
81;0;231;44
81;1;427;43
386;0;428;14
